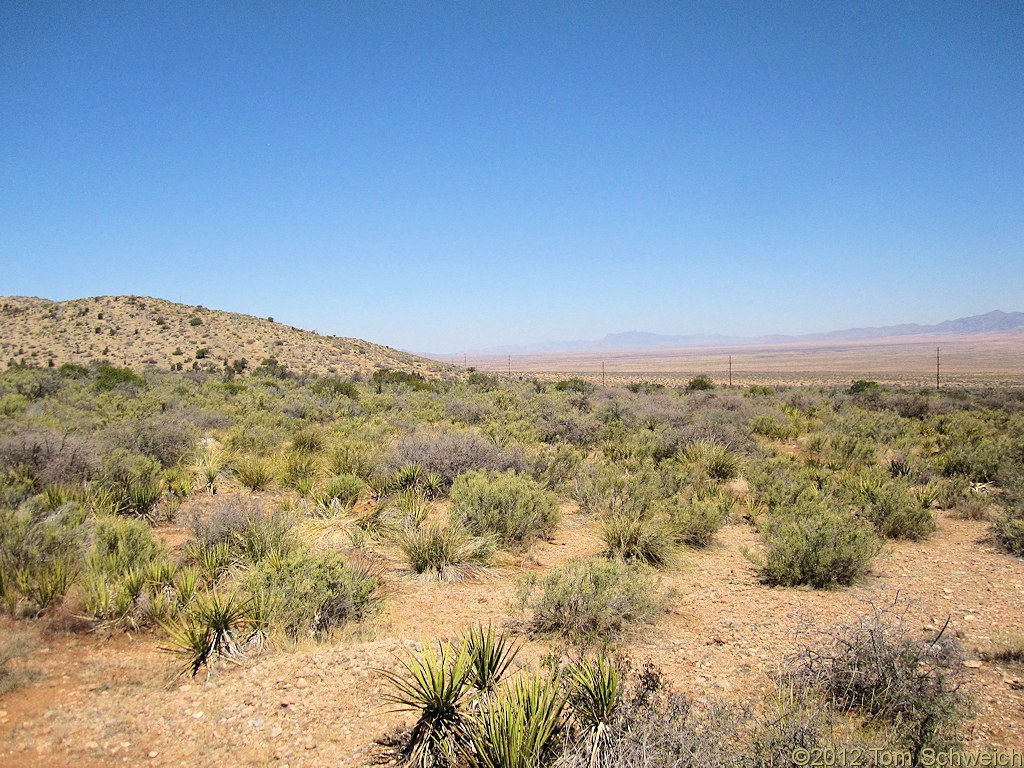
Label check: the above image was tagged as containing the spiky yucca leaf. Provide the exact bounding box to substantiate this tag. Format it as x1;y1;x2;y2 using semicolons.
565;653;622;733
464;624;520;696
379;642;473;768
466;674;565;768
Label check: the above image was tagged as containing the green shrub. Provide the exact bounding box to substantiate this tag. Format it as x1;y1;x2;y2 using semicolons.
600;512;675;566
516;558;666;644
243;550;379;640
396;522;492;581
450;471;560;550
233;455;275;491
95;364;145;391
665;492;732;548
91;517;163;574
751;500;880;588
848;379;879;394
686;375;715;392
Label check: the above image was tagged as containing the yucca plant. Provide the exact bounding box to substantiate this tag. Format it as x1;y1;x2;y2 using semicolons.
143;590;177;625
144;558;177;594
394;490;432;527
81;571;114;619
125;478;164;517
465;673;565;768
29;558;77;610
394;465;426;493
234;456;274;491
682;439;742;481
199;462;220;494
173;566;202;607
600;512;675;566
316;473;363;510
187;540;231;582
88;483;126;516
563;654;622;762
121;566;147;602
397;522;492;581
291;428;326;454
281;450;320;490
464;625;520;697
161;590;251;678
166;468;195;499
379;642;473;768
367;472;397;501
423;472;445;499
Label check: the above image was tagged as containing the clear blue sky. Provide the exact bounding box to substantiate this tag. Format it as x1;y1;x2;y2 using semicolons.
2;2;1021;353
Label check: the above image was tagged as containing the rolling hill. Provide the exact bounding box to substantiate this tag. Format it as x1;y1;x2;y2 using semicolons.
0;295;454;380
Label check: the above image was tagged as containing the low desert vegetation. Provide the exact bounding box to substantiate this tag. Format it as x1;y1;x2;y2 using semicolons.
378;609;971;768
0;358;1020;752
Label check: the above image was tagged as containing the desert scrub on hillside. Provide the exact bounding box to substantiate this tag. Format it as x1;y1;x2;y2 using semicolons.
450;470;560;550
749;499;881;588
516;558;666;644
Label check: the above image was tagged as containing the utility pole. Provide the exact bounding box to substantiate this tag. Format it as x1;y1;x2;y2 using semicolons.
508;355;512;378
936;347;940;389
602;361;605;387
728;355;732;388
464;353;467;368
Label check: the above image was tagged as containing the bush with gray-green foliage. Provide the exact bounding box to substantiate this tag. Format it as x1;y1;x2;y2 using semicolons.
664;490;733;547
243;550;379;640
516;558;666;644
750;499;881;588
450;470;560;550
388;430;527;490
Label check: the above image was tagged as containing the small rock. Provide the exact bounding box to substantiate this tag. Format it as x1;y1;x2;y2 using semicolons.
963;660;983;669
295;678;308;689
148;752;158;759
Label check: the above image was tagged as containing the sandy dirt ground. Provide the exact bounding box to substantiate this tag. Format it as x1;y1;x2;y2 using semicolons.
2;505;1023;767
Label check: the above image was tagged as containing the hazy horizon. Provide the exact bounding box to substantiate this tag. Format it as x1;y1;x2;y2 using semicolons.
2;3;1021;352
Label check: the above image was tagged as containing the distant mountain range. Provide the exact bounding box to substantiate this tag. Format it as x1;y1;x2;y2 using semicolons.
461;310;1024;355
